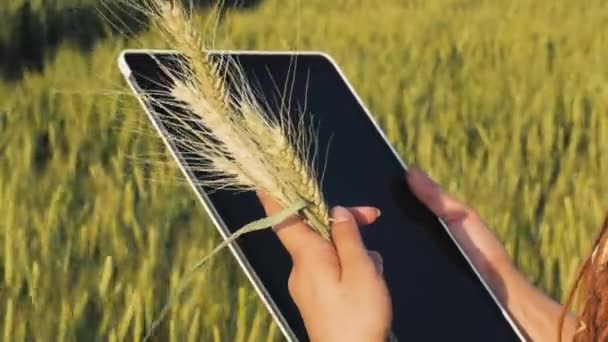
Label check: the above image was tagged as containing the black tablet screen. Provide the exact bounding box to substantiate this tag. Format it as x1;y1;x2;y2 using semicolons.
123;52;520;341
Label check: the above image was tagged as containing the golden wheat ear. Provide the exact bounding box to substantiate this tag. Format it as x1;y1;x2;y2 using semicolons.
137;0;331;236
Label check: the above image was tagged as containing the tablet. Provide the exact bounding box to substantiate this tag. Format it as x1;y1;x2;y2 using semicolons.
119;50;523;341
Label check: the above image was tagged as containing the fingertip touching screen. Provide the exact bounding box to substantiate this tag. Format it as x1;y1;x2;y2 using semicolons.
123;52;520;341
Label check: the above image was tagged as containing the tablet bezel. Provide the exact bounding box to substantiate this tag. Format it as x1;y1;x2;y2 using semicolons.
118;49;524;341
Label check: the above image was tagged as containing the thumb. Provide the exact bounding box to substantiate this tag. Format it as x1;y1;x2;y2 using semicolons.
330;206;372;276
406;168;468;221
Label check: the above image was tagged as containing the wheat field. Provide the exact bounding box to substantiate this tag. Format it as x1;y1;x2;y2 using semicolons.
1;0;607;341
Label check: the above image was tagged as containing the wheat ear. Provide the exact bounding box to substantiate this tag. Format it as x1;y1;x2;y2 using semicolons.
144;0;331;238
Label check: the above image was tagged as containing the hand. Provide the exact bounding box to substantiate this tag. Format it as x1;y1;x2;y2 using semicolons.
258;194;392;342
407;167;577;341
406;168;513;295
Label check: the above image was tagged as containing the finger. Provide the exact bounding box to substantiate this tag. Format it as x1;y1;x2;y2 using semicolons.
347;206;381;226
406;168;468;222
368;250;384;275
330;206;372;276
257;193;330;260
405;169;506;270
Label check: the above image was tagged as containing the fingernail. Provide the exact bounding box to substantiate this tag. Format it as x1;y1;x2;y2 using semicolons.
376;208;382;218
368;251;384;275
331;206;352;223
377;261;384;275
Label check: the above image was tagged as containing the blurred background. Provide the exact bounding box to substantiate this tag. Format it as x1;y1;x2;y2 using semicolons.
1;0;607;341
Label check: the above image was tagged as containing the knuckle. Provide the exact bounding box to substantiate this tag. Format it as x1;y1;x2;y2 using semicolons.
330;222;350;237
452;202;477;219
463;205;476;216
287;270;300;297
289;247;305;263
465;207;483;222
